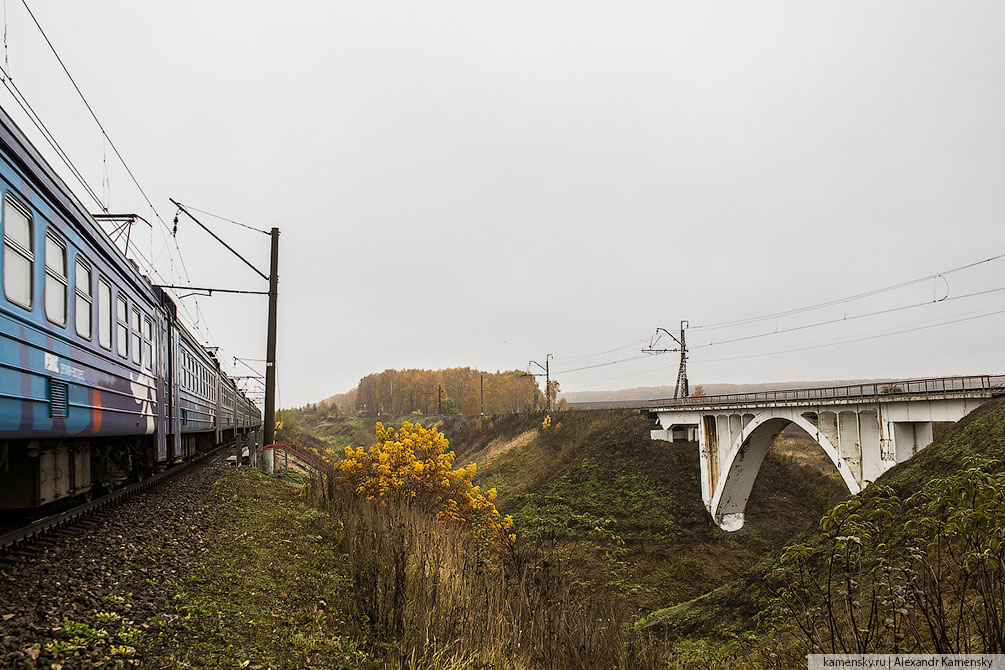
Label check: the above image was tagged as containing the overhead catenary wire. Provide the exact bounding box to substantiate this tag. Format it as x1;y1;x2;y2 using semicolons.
554;284;1005;377
109;230;217;347
551;337;652;362
0;75;104;209
13;1;218;350
552;250;1005;385
553;354;651;375
174;201;270;236
19;0;166;230
691;302;1005;364
688;283;1005;350
1;1;222;351
688;250;1005;331
562;303;1005;386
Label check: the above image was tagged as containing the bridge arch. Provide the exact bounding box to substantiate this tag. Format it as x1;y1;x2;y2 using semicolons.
708;412;861;531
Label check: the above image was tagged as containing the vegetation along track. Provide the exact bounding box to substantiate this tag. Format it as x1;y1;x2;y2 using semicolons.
0;452;238;667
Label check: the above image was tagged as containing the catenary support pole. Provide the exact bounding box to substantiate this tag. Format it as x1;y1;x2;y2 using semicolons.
545;356;551;411
263;227;280;447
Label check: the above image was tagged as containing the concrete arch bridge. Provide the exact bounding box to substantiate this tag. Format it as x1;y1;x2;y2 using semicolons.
646;376;1004;531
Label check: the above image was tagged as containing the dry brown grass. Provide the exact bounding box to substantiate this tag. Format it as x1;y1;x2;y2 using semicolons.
308;478;676;669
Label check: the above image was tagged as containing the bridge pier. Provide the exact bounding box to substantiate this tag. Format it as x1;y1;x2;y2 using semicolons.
647;379;997;531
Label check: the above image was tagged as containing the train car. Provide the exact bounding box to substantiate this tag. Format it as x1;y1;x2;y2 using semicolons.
218;366;239;442
0;104;260;509
172;323;219;459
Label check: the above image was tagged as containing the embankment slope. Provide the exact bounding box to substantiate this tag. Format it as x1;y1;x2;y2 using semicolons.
436;410;848;614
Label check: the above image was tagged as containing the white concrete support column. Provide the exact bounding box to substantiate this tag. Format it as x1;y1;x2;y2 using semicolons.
728;414;742;451
892;421;933;463
715;415;731;489
699;415;717;509
915;421;934;453
859;409;885;483
838;411;863;487
742;413;755;434
892;422;915;463
818;411;839;449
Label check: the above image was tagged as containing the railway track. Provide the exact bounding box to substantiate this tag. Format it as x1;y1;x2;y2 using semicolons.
0;446;227;554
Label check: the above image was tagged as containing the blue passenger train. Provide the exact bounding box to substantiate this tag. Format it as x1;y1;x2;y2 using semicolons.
0;104;261;508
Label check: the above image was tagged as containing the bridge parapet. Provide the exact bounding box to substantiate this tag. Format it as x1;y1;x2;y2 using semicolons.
644;375;1004;411
646;375;1003;532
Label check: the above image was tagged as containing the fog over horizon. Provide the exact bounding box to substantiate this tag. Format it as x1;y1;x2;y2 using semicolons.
3;2;1003;408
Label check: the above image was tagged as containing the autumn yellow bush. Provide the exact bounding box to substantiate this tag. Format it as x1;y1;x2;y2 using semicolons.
332;421;513;544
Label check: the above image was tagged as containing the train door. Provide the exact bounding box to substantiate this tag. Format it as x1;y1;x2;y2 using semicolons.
155;311;169;462
214;371;222;445
167;322;181;460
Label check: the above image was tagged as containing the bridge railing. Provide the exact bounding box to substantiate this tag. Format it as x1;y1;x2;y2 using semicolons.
264;443;335;477
644;374;1005;408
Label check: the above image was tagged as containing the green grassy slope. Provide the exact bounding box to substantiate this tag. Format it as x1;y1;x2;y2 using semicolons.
435;410;848;616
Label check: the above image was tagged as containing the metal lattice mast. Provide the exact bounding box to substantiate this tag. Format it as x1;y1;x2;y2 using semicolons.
674;321;688;399
644;320;689;399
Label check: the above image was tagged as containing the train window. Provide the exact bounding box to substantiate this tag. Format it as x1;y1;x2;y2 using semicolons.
44;232;68;325
75;259;92;339
116;296;128;358
98;279;112;349
142;317;153;371
131;308;142;365
3;195;33;309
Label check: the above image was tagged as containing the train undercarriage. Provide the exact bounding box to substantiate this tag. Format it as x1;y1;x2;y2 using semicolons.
0;433;217;510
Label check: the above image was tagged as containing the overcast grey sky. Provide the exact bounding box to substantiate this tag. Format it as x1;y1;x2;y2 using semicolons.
5;2;1004;406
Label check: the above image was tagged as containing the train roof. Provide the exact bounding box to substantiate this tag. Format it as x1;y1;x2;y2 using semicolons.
0;104;259;414
0;105;233;375
0;105;163;305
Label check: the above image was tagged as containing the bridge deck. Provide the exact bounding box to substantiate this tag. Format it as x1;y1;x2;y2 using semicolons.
574;375;1005;412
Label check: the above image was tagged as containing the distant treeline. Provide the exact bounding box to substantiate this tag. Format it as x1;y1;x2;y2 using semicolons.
327;368;544;416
